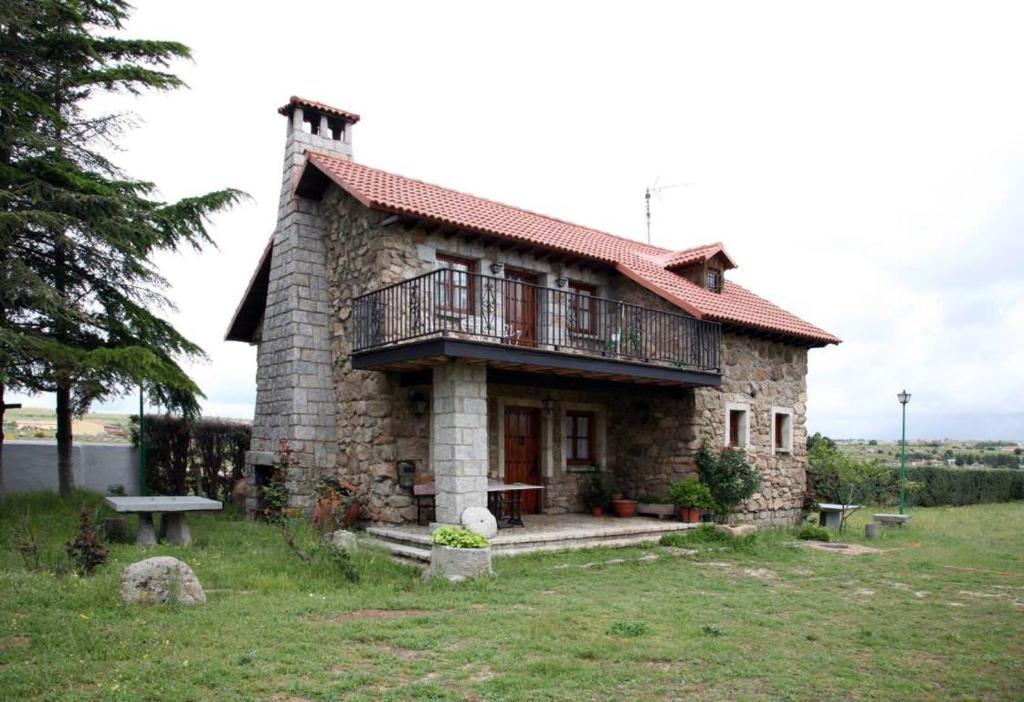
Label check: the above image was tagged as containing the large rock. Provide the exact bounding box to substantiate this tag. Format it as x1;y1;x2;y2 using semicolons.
429;545;492;582
328;529;359;551
460;507;498;539
121;557;206;607
714;524;757;539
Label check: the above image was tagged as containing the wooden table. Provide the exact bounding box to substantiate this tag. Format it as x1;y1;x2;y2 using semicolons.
413;480;544;527
104;496;222;546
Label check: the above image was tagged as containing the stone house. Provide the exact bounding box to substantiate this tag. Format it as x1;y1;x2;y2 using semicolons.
226;97;839;529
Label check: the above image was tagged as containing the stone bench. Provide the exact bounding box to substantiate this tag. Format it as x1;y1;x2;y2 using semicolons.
873;513;911;527
104;496;222;546
817;503;860;530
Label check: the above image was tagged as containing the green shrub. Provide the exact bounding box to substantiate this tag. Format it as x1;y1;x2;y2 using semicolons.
697;444;761;520
432;526;489;549
65;511;109;576
904;466;1024;506
796;524;831;542
669;478;715;510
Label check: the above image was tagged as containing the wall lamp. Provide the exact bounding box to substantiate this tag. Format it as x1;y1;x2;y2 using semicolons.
541;397;556;414
409;392;428;417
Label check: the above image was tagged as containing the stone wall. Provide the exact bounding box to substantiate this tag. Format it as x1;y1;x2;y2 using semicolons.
694;334;809;526
605;277;809;525
304;179;808;526
246;109;347;509
320;188;430;523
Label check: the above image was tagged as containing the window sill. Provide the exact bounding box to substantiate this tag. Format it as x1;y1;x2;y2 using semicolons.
566;465;599;473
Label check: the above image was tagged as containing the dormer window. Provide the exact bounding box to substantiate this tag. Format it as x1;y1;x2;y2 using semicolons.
707;269;722;293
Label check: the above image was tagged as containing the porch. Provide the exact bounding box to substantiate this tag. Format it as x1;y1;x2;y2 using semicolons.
364;513;699;562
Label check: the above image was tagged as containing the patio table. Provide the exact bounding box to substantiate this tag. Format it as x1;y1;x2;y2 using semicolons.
104;496;222;546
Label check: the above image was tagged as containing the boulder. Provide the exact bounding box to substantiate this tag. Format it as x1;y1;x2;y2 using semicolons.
461;507;498;539
328;529;359;551
714;524;757;539
121;557;206;607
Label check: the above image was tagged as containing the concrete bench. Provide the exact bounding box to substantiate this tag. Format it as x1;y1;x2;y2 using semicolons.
873;513;911;527
817;503;860;530
104;496;222;546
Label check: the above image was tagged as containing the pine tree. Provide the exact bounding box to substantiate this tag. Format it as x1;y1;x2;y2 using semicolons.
0;0;244;497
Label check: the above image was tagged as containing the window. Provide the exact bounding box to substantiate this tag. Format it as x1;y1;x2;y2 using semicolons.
567;281;597;334
435;254;475;313
707;269;722;293
564;411;594;464
724;402;749;449
772;407;793;454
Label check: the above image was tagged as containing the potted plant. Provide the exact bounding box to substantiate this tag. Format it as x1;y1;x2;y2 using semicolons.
429;525;492;582
610;487;637;518
584;475;610;517
670;478;715;523
635;495;675;519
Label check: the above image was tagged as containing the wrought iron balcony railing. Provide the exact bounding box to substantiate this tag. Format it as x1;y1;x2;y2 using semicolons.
352;269;721;373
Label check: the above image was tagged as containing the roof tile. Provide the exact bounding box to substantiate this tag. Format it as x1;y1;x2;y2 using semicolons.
306;152;839;345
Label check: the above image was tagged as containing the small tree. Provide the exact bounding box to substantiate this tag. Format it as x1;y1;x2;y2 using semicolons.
696;443;761;522
808;442;904;532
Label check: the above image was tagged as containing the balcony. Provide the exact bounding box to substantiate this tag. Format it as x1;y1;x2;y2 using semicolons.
351;270;721;388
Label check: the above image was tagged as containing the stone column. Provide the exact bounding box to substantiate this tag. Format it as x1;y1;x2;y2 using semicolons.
431;363;488;524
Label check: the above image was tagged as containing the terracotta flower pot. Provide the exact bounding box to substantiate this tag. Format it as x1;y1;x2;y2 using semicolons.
676;506;702;523
591;506;605;517
612;499;637;518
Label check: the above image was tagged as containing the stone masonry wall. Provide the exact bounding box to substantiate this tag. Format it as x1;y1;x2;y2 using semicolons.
694;334;809;526
604;279;808;525
246;110;347;509
314;181;808;526
321;188;431;523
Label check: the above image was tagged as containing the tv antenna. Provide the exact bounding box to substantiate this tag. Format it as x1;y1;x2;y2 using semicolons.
645;178;694;244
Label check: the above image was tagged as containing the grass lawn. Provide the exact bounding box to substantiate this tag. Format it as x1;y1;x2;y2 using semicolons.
1;494;1022;701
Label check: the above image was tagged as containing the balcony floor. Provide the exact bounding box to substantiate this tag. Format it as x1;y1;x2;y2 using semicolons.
351;337;721;388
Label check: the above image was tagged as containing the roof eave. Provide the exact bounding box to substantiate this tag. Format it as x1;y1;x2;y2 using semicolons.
225;237;273;343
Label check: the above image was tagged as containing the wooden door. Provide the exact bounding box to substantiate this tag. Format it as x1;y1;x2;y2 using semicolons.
503;269;537;346
504;407;541;514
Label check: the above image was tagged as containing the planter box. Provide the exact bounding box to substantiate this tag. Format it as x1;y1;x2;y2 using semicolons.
636;502;675;519
429;545;493;582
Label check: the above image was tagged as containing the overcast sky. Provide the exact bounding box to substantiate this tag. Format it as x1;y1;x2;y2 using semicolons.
11;1;1024;440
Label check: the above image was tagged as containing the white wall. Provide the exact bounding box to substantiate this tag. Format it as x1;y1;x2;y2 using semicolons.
1;441;140;495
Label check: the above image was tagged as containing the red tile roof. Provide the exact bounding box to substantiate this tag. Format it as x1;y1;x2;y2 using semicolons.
305;152;840;346
660;242;737;271
278;96;361;124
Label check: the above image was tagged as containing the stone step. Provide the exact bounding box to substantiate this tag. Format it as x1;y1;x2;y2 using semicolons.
360;536;430;563
364;522;695;560
491;531;672;556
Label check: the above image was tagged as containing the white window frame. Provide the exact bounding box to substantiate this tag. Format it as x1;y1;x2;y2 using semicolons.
724;401;751;451
771;406;794;455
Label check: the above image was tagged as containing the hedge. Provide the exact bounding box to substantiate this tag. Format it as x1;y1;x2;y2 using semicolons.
130;415;251;501
904;466;1024;507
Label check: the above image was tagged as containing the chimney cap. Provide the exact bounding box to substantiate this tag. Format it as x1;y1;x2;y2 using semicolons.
278;96;360;124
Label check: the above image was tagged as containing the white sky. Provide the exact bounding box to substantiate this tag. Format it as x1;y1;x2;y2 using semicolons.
11;1;1024;440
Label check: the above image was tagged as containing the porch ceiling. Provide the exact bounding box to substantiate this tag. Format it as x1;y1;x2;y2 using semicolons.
350;338;721;388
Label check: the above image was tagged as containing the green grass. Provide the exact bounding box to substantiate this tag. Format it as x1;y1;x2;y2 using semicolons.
1;494;1022;701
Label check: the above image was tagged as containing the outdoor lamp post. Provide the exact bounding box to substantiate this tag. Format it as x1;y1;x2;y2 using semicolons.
897;389;911;515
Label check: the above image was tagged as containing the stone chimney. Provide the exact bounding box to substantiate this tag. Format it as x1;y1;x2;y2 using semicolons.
245;97;360;511
277;96;358;198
